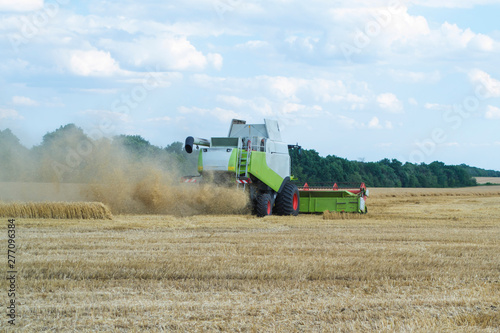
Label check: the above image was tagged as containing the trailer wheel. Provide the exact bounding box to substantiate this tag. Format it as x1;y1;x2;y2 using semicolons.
255;193;273;217
275;182;300;216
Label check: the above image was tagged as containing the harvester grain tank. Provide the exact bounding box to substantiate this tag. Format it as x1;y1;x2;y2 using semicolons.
183;119;368;216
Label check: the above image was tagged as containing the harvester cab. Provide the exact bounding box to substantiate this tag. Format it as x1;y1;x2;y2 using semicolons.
184;119;300;217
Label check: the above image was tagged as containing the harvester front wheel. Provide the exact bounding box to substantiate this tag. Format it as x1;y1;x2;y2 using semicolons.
254;193;273;217
275;182;300;216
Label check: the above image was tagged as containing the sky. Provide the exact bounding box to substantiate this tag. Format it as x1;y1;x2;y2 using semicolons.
1;0;500;170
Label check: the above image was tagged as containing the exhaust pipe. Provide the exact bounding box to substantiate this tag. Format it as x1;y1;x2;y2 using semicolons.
185;136;210;154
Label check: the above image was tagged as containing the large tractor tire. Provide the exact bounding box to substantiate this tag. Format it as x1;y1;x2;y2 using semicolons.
275;182;300;216
254;193;273;217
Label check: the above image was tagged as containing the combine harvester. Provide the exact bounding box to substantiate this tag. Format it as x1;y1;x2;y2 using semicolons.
183;119;368;217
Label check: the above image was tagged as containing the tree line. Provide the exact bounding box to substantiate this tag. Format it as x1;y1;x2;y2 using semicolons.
288;148;481;188
0;125;197;183
0;124;496;187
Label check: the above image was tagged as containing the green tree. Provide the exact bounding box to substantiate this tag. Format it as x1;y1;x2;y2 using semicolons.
32;124;92;182
115;135;159;157
0;129;33;181
289;147;478;188
165;141;184;154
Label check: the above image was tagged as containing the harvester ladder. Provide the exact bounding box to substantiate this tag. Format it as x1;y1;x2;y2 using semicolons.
236;139;252;190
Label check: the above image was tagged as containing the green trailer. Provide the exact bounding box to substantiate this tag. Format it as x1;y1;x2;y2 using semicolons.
297;183;369;214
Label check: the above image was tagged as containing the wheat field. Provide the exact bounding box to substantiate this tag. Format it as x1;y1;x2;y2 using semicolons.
0;201;112;219
475;177;500;185
2;186;500;332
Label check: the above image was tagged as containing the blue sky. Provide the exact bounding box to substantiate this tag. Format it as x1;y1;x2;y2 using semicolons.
1;0;500;170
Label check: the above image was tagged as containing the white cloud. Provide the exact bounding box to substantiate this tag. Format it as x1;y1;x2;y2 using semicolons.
439;22;494;52
469;69;500;98
146;116;172;123
212;75;365;116
12;96;38;106
333;6;431;57
0;59;30;73
0;0;498;168
216;95;278;118
336;115;359;129
236;40;271;50
78;109;134;139
46;98;65;108
267;76;304;100
424;103;451;111
442;142;459;147
212;107;242;123
377;93;403;113
76;88;119;95
100;35;222;72
118;71;182;88
407;0;500;8
469;34;495;51
336;115;392;130
0;108;23;120
307;79;347;101
367;117;393;130
178;106;205;115
57;13;228;41
153;36;206;71
66;49;122;77
368;116;382;129
331;5;497;62
285;35;319;54
0;0;43;12
485;105;500;119
410;21;497;56
207;53;223;71
216;95;247;108
194;75;371;112
178;106;243;123
389;70;441;83
80;109;131;123
282;102;305;114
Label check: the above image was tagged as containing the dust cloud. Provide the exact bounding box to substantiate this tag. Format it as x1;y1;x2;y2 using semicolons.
0;126;250;216
85;169;250;216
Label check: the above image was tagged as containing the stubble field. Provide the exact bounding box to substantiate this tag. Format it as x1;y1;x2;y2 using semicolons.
2;186;500;332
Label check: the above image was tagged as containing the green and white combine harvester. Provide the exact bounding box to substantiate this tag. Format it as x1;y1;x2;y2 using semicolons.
183;119;368;217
